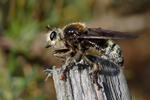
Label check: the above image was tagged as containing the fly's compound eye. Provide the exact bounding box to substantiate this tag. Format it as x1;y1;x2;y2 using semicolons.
50;31;57;40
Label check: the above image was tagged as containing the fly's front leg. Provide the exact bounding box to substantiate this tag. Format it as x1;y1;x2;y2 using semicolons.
52;48;74;81
53;49;70;58
53;48;73;81
60;56;72;81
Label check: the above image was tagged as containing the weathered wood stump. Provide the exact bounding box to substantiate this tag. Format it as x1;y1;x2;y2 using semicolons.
45;57;131;100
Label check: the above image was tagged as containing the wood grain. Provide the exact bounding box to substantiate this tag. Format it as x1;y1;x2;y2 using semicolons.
46;57;131;100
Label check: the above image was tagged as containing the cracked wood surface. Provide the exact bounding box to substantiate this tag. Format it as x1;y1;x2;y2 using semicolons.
49;58;131;100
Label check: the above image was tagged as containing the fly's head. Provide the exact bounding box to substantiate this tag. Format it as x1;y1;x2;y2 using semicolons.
45;27;64;49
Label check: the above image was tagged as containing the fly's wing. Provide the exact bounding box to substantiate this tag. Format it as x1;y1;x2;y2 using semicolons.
78;27;138;39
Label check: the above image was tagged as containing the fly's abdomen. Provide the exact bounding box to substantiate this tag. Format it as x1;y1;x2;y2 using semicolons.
101;40;124;66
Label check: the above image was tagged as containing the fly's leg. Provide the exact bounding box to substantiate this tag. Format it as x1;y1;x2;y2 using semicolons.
85;55;102;90
52;48;73;81
60;49;84;81
59;49;77;81
92;63;102;90
53;49;70;58
60;57;72;81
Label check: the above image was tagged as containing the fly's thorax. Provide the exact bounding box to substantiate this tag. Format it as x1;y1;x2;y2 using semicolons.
63;22;87;37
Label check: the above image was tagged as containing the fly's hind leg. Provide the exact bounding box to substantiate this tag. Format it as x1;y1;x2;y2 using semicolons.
85;55;102;90
92;63;102;90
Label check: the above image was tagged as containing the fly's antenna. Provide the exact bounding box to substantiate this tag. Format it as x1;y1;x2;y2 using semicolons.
45;25;52;30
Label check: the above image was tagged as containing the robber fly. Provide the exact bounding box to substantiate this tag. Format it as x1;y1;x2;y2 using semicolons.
45;22;137;89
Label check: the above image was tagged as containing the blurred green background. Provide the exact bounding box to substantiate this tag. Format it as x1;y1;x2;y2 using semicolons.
0;0;150;100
